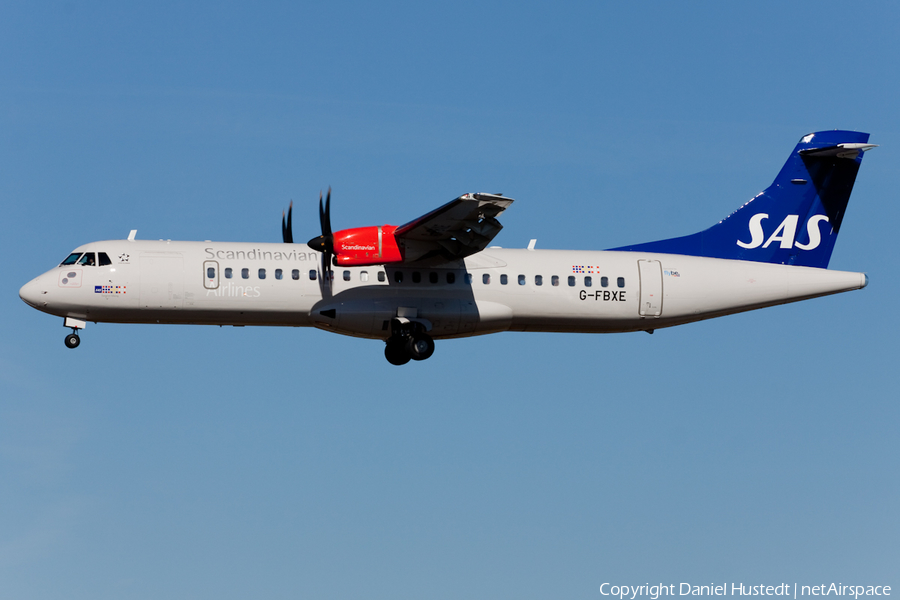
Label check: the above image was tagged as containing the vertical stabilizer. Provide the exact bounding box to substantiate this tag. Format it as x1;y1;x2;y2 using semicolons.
610;131;874;268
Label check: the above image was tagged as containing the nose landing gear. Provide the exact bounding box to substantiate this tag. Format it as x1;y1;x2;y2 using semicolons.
62;317;86;349
384;321;435;365
64;332;81;349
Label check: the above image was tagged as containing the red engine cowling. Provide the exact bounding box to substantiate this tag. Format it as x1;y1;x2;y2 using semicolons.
332;225;403;266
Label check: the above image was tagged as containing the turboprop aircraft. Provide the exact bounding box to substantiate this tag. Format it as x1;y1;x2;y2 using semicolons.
19;130;874;365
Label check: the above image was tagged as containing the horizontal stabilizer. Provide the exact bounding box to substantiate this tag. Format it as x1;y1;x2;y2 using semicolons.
799;143;877;159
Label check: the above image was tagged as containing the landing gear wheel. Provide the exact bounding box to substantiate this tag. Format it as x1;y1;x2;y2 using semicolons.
384;340;411;366
406;333;435;361
64;333;81;349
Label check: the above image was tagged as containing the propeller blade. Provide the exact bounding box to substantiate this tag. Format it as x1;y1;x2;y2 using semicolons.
308;187;335;283
282;201;293;243
322;187;332;237
309;188;335;252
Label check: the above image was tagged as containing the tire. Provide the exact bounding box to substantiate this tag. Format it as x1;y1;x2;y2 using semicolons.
406;333;435;361
384;340;411;365
64;333;81;349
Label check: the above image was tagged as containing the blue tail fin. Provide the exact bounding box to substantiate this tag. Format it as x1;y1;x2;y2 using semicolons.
610;130;874;268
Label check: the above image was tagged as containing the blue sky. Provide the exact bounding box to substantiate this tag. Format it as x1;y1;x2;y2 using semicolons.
2;2;898;599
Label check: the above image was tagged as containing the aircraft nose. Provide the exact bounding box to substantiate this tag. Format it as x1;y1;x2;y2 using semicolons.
19;276;48;308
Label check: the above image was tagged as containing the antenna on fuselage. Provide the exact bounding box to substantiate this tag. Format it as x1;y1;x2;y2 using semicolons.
127;230;137;241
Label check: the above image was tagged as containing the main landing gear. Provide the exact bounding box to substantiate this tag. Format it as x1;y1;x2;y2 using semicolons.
384;322;435;366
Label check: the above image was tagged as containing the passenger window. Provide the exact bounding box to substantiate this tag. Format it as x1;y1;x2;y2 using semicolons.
585;276;592;287
308;270;316;280
601;276;609;288
242;268;249;279
465;273;473;284
275;269;283;280
60;253;82;266
259;268;266;279
343;270;351;281
360;271;369;282
225;268;233;279
568;276;575;286
77;253;96;266
535;275;543;286
98;252;112;266
429;272;438;284
483;273;491;284
207;267;215;279
518;274;526;285
293;269;301;280
446;272;455;284
412;271;421;283
500;274;508;285
617;277;625;288
394;271;403;283
377;271;385;282
551;275;559;286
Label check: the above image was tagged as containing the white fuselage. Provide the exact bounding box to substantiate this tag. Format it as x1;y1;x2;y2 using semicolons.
19;238;867;340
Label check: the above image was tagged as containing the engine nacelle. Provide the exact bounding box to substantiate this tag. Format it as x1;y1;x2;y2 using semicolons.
333;225;403;266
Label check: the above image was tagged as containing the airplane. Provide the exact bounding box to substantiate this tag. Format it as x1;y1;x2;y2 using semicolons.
19;130;874;365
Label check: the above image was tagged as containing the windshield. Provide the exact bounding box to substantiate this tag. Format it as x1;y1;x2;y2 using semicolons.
77;253;96;266
60;253;82;266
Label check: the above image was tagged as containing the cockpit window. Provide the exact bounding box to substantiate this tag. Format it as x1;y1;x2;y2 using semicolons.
60;253;82;266
77;253;97;266
98;252;112;266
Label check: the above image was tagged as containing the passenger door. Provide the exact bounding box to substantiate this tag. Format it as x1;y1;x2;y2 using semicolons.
638;259;663;317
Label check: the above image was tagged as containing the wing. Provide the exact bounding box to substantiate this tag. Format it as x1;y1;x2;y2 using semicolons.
393;192;514;263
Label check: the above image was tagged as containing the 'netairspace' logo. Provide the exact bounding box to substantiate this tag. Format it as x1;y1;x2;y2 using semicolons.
599;584;891;600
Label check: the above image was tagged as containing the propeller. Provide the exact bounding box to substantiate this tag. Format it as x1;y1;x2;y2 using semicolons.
281;201;293;244
307;188;334;277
